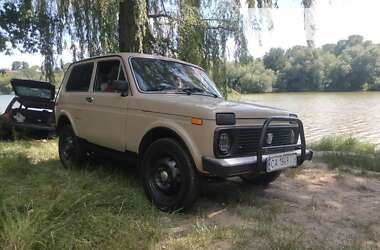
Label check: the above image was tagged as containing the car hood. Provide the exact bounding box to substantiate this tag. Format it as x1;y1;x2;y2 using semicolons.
11;79;55;101
130;94;291;120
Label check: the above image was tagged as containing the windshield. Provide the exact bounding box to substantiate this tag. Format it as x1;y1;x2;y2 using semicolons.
130;57;222;97
14;86;52;99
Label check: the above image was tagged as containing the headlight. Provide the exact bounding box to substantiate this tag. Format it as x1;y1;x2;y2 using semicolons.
218;132;231;155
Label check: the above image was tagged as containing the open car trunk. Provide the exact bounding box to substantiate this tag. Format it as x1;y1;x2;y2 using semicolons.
4;79;56;132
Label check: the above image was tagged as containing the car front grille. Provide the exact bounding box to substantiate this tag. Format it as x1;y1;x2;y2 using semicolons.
231;126;299;156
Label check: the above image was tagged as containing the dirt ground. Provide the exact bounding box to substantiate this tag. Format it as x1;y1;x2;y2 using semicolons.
158;162;380;249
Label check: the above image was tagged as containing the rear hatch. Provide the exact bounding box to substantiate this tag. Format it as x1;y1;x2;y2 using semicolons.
7;79;56;131
11;79;55;102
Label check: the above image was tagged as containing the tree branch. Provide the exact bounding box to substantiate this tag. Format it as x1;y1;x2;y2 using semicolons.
207;25;237;32
147;13;171;18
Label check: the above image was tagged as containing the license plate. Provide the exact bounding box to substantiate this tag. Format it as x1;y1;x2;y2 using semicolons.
266;153;297;172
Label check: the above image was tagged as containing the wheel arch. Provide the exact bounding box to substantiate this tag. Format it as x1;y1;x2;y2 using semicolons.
138;126;202;171
56;113;77;135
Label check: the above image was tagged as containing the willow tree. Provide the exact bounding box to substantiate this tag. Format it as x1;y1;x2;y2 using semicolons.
0;0;314;89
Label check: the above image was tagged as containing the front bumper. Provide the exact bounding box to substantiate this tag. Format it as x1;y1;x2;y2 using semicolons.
203;116;313;177
203;149;313;177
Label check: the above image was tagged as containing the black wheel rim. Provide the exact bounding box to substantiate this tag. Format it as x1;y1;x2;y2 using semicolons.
149;155;182;197
60;132;75;165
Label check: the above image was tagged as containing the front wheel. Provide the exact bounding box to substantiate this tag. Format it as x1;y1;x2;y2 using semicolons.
141;138;199;212
58;125;85;168
240;171;282;186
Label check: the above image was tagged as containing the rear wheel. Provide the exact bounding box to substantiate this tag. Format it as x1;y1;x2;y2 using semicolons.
240;171;282;186
141;138;199;212
58;125;85;168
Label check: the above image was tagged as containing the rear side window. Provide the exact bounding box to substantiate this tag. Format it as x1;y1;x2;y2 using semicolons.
66;63;94;92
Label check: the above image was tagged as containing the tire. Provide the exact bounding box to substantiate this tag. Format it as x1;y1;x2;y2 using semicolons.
141;138;199;212
240;170;282;186
58;125;85;168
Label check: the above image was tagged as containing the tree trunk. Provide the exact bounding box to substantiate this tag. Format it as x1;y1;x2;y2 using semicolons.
119;0;147;52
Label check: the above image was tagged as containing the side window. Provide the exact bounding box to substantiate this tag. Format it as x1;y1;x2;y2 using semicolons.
66;63;94;92
94;60;127;92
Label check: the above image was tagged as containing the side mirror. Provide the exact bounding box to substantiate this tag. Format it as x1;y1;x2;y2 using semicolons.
112;80;129;97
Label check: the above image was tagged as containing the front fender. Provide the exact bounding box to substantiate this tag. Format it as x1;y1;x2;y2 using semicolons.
141;120;204;172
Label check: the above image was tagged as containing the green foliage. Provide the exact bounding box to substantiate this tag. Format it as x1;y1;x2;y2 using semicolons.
0;66;64;95
178;5;207;68
276;46;324;91
0;0;119;82
368;78;380;91
262;35;380;92
226;60;276;93
0;0;248;94
263;48;286;72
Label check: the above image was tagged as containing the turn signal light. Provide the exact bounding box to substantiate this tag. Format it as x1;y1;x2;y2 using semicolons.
191;117;203;126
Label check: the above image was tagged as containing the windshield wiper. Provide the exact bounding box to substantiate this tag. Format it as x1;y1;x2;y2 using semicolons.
177;87;218;98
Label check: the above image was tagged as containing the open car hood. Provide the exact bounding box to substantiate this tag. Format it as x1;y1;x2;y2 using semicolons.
11;79;55;101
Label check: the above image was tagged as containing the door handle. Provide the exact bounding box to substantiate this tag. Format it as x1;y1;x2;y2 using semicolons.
86;96;94;103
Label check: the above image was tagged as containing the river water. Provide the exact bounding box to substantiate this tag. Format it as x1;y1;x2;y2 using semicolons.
242;92;380;145
2;92;380;145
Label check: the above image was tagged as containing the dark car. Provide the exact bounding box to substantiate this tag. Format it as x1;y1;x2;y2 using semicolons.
0;79;56;138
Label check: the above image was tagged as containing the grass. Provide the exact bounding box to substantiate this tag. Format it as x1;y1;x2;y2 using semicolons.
311;136;376;155
311;136;380;173
0;138;378;249
0;140;164;249
0;139;253;249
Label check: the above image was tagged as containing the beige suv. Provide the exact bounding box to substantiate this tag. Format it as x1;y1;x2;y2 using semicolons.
55;53;313;211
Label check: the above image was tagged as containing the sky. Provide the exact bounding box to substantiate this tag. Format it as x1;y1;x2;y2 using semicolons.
1;0;380;68
234;0;380;58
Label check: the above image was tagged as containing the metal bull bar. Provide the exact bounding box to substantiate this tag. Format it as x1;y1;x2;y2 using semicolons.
257;116;307;168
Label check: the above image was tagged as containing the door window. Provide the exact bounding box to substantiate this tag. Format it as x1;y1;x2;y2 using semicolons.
66;62;94;92
94;60;127;92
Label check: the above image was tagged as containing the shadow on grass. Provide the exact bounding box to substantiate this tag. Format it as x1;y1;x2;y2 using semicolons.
0;140;273;218
5;140;374;249
84;155;269;214
199;178;266;205
0;145;168;249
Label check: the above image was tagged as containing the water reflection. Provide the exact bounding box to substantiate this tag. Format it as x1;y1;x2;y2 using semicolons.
242;92;380;145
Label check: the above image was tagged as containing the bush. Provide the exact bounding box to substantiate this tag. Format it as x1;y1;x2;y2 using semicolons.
226;61;276;93
368;78;380;91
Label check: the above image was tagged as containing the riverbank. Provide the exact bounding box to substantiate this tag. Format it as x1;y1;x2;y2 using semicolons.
1;139;379;249
311;136;380;173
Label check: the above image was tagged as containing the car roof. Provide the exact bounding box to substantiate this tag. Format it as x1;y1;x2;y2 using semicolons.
70;53;203;70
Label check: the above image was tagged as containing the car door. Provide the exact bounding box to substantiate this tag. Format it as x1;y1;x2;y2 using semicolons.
60;61;95;139
82;57;128;151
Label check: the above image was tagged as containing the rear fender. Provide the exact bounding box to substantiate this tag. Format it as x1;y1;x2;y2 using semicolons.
56;111;78;135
